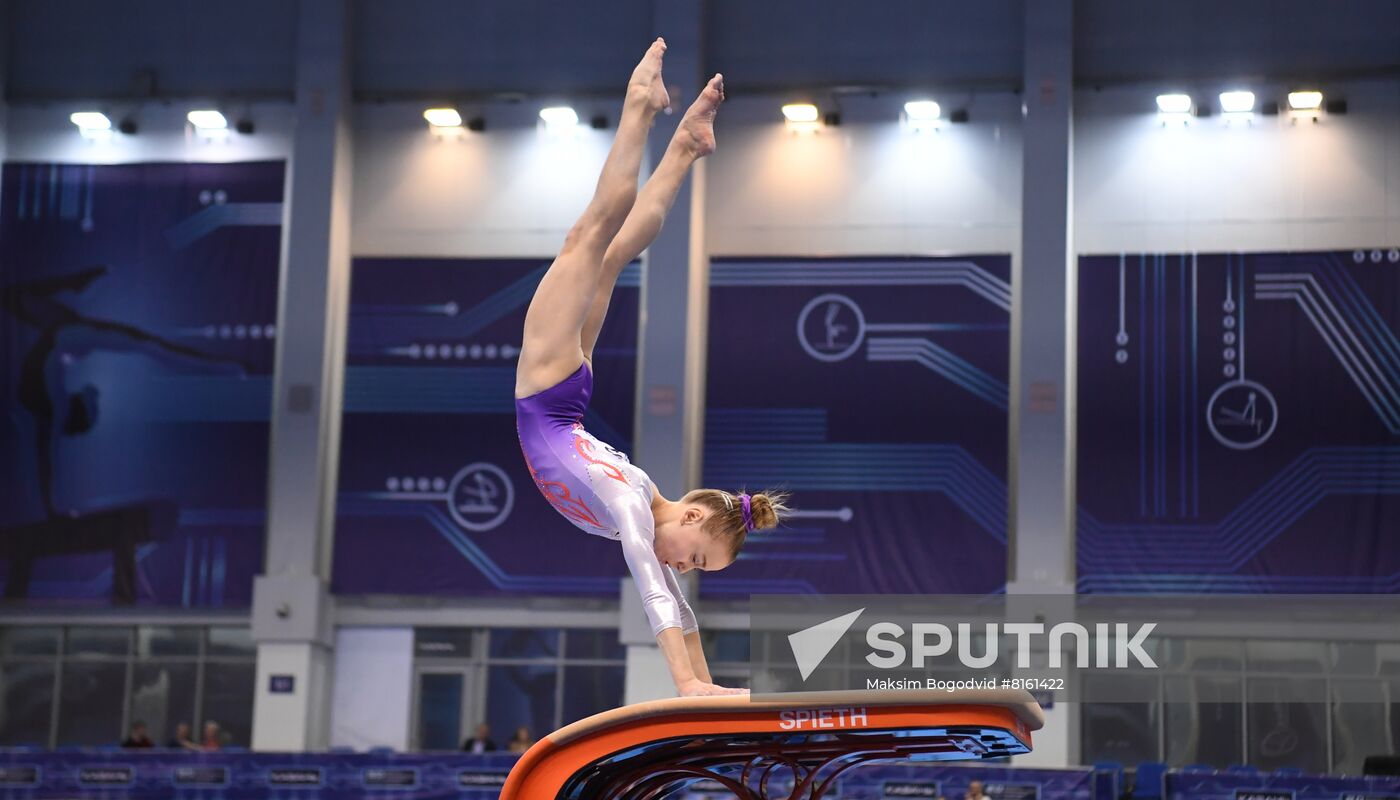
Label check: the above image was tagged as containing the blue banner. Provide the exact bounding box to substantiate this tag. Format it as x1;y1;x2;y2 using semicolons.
0;751;518;799
331;258;639;597
1168;770;1400;800
0;161;283;606
702;257;1012;595
2;750;1393;800
1076;250;1400;592
837;765;1091;800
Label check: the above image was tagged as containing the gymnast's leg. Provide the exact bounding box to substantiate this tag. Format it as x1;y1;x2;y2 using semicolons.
515;38;671;398
579;74;725;361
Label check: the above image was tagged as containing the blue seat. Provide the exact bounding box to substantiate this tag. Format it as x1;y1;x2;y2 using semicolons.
1273;767;1304;776
222;746;248;753
1095;761;1124;800
1133;762;1168;800
1183;763;1215;773
329;746;356;754
1096;761;1125;772
368;746;395;755
1228;764;1260;775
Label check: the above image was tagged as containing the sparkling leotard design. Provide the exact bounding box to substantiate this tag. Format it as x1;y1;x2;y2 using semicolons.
516;363;697;636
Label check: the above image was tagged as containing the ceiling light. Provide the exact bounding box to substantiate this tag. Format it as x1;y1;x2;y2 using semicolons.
904;100;941;121
1219;91;1255;114
781;103;819;123
423;107;462;128
187;110;228;130
1155;94;1193;115
539;106;579;129
70;112;112;139
1288;91;1323;111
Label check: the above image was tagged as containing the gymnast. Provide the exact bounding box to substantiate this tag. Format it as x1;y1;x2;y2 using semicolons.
515;38;786;697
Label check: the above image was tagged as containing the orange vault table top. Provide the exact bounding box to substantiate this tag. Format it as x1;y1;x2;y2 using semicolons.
499;687;1046;800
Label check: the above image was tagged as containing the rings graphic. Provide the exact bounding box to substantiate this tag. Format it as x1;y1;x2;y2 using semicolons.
1206;380;1279;450
796;293;866;362
447;462;515;531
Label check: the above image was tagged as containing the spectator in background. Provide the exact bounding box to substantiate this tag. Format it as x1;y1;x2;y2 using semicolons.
202;720;223;751
461;722;497;754
507;726;534;753
167;722;200;751
966;780;992;800
121;721;154;748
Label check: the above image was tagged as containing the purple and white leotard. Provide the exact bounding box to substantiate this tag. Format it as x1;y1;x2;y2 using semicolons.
515;362;697;637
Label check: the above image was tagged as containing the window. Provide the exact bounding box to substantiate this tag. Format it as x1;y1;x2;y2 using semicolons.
206;627;255;658
562;665;625;726
487;663;558;737
0;625;256;749
565;629;626;661
0;662;56;746
1083;636;1398;772
201;661;257;748
410;627;627;749
1081;673;1160;765
700;630;749;664
129;661;198;746
416;673;468;751
0;627;60;657
1330;679;1393;776
1246;678;1327;773
489;628;560;659
57;662;128;746
1164;675;1242;767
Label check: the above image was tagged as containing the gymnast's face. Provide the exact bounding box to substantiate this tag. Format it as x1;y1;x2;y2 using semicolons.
655;506;735;574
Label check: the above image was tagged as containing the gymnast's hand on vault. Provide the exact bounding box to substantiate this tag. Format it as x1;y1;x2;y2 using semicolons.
678;678;749;697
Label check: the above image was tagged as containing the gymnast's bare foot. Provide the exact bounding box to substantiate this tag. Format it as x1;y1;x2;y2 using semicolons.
677;73;724;158
628;38;670;114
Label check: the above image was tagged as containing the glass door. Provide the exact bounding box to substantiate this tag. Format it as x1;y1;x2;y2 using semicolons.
413;668;476;751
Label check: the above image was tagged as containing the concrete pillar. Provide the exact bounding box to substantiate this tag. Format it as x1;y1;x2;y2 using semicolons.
1008;0;1077;767
251;0;353;752
623;0;707;703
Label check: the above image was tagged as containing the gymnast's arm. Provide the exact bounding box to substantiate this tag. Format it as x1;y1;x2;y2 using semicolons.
661;564;714;683
685;631;713;683
613;490;741;696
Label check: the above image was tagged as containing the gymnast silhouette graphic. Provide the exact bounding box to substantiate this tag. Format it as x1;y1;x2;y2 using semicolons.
514;40;787;697
1;265;245;519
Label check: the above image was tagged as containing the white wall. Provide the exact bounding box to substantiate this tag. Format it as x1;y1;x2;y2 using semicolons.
328;627;414;751
347;80;1400;264
351;102;615;258
348;92;1025;260
13;81;1394;260
4;103;294;164
1075;78;1400;253
707;92;1024;257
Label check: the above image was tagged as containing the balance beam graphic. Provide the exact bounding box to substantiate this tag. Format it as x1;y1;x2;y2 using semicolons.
500;688;1045;799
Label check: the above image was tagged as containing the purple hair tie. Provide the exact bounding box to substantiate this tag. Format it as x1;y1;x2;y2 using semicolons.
738;492;754;532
